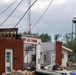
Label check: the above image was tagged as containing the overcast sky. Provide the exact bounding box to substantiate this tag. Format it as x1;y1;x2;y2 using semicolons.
0;0;76;37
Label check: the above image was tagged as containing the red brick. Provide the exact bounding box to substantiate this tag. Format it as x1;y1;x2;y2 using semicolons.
0;38;23;74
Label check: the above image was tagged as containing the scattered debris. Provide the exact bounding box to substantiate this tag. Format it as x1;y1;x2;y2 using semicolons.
2;70;35;75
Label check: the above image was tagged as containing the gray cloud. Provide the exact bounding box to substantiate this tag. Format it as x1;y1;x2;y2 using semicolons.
0;0;76;36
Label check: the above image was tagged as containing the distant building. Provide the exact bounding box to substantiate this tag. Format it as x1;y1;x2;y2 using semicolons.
24;41;73;69
41;42;72;66
0;28;42;74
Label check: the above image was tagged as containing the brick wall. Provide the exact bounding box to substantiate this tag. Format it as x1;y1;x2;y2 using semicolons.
55;41;62;65
0;38;23;74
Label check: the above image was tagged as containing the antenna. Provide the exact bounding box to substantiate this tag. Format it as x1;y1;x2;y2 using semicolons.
27;0;31;34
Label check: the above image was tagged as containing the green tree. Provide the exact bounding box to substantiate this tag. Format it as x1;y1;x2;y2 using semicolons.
54;34;61;41
38;33;51;42
63;33;76;53
63;33;73;43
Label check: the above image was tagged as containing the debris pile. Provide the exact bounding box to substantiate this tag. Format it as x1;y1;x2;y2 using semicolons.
2;70;35;75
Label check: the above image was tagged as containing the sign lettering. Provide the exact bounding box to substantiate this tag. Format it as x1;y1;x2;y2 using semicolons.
22;37;38;44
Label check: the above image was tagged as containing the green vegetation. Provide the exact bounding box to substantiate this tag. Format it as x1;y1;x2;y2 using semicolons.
38;33;51;42
63;33;76;53
23;32;76;53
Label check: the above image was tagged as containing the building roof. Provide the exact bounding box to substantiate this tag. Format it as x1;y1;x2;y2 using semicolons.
0;28;20;39
41;42;55;51
62;46;73;52
41;42;73;52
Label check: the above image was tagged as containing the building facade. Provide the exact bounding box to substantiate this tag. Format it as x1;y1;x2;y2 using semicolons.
41;42;72;66
0;28;24;74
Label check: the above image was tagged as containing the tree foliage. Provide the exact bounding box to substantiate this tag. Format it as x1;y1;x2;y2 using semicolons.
23;32;76;53
63;33;76;53
54;34;61;41
23;32;51;42
38;33;51;42
53;33;76;53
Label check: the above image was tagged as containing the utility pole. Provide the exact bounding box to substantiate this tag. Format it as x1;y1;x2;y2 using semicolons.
27;0;31;34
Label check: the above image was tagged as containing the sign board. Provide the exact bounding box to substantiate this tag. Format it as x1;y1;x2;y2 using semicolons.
22;37;40;44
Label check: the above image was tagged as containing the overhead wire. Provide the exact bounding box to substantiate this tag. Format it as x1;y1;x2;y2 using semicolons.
0;0;23;27
0;0;37;44
30;0;54;31
13;0;37;28
0;0;17;15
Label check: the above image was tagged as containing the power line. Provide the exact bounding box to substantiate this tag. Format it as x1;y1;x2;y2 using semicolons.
0;0;37;44
0;0;23;27
30;0;54;31
0;0;17;15
13;0;37;28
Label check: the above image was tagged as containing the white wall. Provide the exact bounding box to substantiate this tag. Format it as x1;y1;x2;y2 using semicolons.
51;54;55;65
62;49;68;66
41;42;55;65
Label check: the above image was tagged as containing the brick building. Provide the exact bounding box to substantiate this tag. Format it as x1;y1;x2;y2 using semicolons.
0;28;24;74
